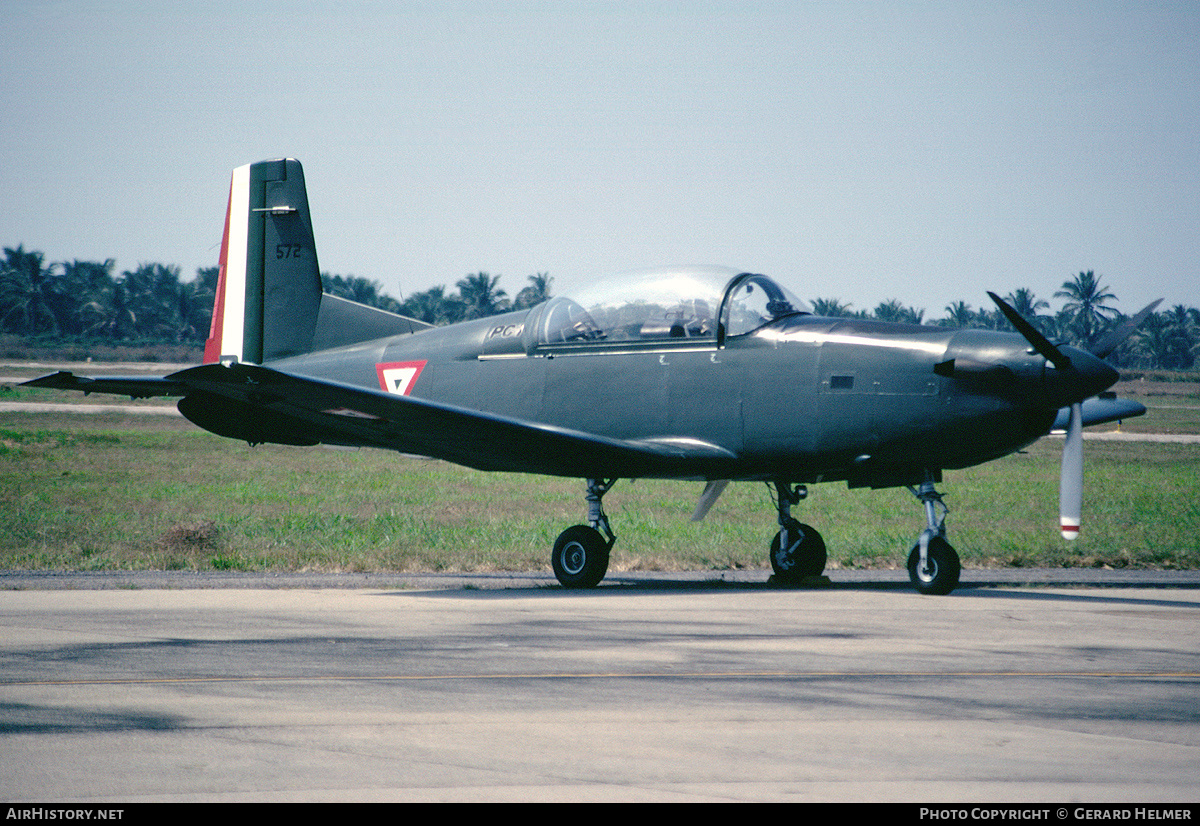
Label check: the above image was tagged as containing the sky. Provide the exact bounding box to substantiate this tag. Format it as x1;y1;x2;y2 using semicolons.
3;0;1197;318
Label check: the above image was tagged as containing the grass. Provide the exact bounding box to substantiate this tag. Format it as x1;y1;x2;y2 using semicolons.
1;407;1198;574
1107;376;1200;435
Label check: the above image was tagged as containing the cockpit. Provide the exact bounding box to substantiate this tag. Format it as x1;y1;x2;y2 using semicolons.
534;267;808;350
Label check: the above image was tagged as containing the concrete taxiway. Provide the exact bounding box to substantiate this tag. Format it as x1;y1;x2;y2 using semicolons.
2;573;1198;802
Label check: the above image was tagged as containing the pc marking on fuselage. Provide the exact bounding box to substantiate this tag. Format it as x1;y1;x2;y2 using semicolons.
376;360;427;396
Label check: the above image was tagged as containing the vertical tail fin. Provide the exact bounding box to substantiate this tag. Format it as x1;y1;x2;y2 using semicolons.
204;159;322;364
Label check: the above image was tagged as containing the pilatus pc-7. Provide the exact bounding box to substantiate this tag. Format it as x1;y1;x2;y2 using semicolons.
27;159;1156;594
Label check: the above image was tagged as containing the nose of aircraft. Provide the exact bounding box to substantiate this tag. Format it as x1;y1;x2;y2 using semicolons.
984;291;1119;410
1044;345;1119;408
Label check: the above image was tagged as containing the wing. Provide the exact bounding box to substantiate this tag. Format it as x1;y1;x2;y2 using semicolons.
1050;394;1146;432
27;364;736;479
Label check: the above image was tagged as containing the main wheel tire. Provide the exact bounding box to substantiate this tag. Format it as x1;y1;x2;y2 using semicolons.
907;536;961;595
770;519;827;583
551;525;610;589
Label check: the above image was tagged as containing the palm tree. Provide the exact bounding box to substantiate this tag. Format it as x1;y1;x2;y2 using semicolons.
811;297;853;318
322;273;387;307
1004;288;1051;336
972;306;1004;330
56;259;117;336
1005;288;1049;318
514;272;553;310
1148;305;1197;369
402;285;465;326
0;245;60;335
121;263;185;339
873;300;923;324
1054;271;1118;347
457;272;509;319
81;280;137;340
942;301;974;328
174;268;218;343
872;299;906;323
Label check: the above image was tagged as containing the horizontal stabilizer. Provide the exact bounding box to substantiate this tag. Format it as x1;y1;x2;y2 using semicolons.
21;372;185;398
311;293;434;351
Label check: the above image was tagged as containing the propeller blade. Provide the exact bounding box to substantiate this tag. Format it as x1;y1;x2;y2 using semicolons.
1088;299;1163;359
987;292;1072;370
1059;402;1083;540
691;479;729;522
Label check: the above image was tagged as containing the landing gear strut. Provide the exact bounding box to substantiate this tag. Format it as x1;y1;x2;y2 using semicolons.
551;478;616;588
769;481;826;583
905;477;960;595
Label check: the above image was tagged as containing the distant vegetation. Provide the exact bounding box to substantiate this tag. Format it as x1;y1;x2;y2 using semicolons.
3;243;1196;369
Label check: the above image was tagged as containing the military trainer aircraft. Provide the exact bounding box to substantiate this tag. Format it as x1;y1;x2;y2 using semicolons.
26;158;1157;595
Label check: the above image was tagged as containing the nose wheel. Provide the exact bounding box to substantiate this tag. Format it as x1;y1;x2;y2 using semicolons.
907;536;960;595
905;478;960;595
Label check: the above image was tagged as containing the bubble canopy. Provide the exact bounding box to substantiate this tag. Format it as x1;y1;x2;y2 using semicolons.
535;267;808;348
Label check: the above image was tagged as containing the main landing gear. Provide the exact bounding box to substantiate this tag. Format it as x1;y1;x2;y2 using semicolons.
905;477;961;595
547;475;959;595
768;481;827;584
551;478;616;588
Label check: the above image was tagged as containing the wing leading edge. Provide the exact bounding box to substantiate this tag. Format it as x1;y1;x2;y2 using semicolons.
1049;394;1146;432
26;365;736;479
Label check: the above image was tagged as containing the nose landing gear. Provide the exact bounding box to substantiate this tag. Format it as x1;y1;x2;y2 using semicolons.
906;478;960;595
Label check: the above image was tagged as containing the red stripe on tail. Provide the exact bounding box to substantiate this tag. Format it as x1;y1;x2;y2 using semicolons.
203;186;234;364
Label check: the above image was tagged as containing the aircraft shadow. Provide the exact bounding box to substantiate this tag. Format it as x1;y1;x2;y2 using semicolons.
399;572;1200;609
